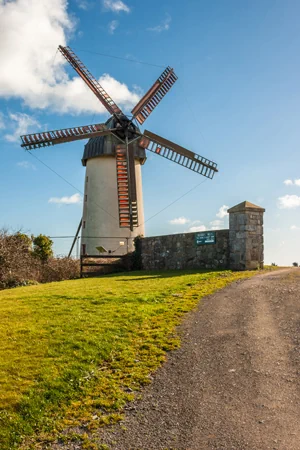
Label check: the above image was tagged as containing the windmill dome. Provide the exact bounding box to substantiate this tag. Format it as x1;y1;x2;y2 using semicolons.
82;116;146;166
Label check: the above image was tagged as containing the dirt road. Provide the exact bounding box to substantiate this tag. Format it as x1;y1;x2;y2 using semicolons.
100;269;300;449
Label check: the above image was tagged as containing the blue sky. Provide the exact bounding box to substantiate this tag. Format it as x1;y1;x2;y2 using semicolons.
0;0;300;264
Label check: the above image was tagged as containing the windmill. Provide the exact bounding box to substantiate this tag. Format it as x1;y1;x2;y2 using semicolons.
20;46;218;256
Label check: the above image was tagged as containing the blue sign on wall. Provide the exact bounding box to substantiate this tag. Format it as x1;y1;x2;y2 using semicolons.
195;231;216;245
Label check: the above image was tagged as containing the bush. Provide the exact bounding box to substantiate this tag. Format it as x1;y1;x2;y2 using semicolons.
0;230;80;290
131;235;143;270
292;262;298;267
0;229;38;287
39;257;80;283
0;279;39;289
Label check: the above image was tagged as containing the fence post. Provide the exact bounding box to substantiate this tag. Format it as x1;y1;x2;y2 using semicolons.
80;255;83;278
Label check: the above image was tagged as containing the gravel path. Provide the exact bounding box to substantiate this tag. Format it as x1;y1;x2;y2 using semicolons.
99;269;300;450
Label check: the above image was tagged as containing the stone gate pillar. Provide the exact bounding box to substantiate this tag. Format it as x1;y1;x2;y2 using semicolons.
228;201;265;271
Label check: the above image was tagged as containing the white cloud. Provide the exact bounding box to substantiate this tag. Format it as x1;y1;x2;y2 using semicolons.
168;206;230;234
49;193;82;205
108;19;119;34
17;161;36;170
210;219;223;227
76;0;90;10
210;219;223;230
188;225;206;233
216;205;229;219
103;0;130;13
278;195;300;209
283;179;300;186
43;73;140;115
4;113;40;142
290;225;300;230
169;216;190;225
0;0;139;115
148;14;171;33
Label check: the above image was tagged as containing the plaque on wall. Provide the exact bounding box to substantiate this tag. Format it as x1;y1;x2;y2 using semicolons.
195;231;216;245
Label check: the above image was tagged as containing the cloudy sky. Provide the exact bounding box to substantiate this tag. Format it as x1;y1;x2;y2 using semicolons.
0;0;300;264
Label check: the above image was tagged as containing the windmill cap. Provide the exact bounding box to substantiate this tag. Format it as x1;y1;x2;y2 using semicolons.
228;201;265;213
81;117;146;166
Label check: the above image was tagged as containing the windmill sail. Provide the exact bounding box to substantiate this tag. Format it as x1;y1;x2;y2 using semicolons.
20;43;218;237
115;145;138;229
58;46;123;116
131;67;178;125
21;123;110;150
139;130;218;179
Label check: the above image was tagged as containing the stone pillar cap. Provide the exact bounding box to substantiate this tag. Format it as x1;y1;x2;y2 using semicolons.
228;201;265;213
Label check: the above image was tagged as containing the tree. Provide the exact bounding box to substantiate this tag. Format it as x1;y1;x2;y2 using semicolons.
14;232;33;252
292;262;298;267
32;234;53;261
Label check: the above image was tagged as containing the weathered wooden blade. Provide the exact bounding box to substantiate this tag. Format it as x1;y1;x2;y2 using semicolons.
58;46;123;117
139;130;218;179
20;123;112;150
115;145;138;230
131;67;178;125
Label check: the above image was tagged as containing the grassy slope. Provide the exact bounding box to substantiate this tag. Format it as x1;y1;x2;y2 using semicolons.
0;269;259;449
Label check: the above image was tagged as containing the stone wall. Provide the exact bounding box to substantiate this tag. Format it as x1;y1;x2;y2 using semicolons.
140;230;230;271
140;201;265;272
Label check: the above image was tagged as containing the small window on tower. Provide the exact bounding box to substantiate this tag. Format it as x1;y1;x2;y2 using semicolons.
86;176;88;183
83;221;86;229
82;244;86;255
85;194;87;202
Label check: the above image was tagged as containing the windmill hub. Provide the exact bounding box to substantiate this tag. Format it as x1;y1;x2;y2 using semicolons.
112;115;139;141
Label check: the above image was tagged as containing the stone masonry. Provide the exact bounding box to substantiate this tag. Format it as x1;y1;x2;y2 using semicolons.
140;230;229;271
228;201;265;270
140;201;265;271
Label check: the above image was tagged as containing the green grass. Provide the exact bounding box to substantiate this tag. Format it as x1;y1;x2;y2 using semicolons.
0;269;259;449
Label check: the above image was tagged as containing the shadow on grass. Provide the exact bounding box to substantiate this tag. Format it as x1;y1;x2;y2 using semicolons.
108;268;228;281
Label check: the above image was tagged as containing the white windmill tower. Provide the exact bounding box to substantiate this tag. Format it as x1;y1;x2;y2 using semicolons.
20;46;218;257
